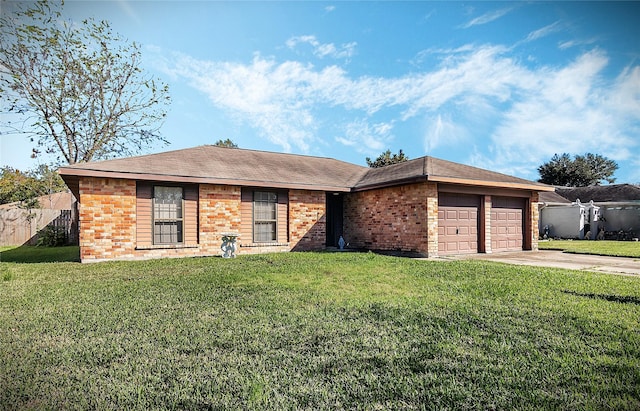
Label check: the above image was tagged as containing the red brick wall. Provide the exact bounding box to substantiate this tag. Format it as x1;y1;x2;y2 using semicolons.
289;189;326;251
77;176;541;262
343;183;432;255
79;178;137;261
77;178;327;261
199;184;241;246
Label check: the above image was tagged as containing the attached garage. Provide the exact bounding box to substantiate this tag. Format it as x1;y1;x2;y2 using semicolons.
60;147;553;262
438;193;479;255
491;196;525;252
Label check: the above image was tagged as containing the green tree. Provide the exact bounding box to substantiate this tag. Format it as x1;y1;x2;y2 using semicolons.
214;138;239;148
538;153;618;186
0;165;66;206
366;149;409;168
0;1;170;165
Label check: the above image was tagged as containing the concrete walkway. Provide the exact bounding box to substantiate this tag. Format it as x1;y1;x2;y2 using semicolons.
442;250;640;277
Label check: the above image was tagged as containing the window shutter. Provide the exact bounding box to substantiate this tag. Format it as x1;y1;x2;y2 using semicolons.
240;189;253;242
184;185;199;245
136;182;153;247
278;190;288;242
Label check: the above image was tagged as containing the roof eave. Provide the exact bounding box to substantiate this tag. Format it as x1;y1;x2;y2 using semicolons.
427;175;555;191
58;168;352;192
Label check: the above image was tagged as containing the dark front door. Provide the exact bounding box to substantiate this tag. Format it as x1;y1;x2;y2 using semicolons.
326;193;344;247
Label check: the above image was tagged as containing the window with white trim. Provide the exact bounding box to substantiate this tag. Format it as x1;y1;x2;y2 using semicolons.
153;186;183;244
253;191;277;242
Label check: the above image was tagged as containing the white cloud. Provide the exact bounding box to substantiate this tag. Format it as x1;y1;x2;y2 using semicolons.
286;35;356;60
423;114;469;153
524;21;563;42
116;0;141;25
161;45;639;175
478;50;638;178
460;7;514;29
558;37;598;50
335;119;393;155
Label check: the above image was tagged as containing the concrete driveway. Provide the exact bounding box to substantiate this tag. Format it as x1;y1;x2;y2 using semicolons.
444;250;640;276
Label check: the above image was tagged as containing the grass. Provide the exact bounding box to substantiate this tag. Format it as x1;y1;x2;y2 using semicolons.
0;245;80;263
0;248;638;410
539;240;640;258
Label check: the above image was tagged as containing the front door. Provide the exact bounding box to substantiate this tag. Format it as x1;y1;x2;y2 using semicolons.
326;193;344;247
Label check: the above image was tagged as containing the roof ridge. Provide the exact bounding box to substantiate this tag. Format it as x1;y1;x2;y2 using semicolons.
201;145;369;167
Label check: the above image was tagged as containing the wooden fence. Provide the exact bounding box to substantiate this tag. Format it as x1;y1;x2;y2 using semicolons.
0;207;78;246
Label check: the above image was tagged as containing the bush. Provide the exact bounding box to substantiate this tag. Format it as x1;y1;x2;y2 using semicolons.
36;225;67;247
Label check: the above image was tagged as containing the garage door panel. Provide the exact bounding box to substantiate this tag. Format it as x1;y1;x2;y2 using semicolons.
491;196;525;252
438;194;479;256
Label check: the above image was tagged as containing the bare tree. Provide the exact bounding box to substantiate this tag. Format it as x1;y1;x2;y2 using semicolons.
0;1;170;165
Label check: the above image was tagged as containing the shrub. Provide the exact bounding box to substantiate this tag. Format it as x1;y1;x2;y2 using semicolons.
36;225;67;247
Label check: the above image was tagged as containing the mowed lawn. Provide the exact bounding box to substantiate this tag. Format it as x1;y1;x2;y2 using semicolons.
1;248;639;410
539;239;640;258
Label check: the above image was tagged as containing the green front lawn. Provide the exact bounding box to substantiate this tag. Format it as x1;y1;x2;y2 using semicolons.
539;239;640;258
1;249;638;410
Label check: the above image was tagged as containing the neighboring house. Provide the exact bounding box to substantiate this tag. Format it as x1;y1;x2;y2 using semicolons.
58;145;553;262
541;184;640;238
538;196;601;240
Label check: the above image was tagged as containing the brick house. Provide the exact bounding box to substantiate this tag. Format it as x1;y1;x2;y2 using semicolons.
59;145;553;262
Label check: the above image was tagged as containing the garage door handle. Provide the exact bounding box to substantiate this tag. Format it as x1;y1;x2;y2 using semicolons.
456;228;459;235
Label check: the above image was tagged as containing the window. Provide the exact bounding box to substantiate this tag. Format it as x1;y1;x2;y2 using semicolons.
253;191;277;242
153;186;183;244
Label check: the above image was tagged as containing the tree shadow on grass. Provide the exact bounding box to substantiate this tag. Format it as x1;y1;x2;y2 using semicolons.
0;245;80;263
562;290;640;305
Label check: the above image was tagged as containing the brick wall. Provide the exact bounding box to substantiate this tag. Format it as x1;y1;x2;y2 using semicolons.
77;176;542;262
199;184;241;247
425;183;438;256
343;183;432;256
79;178;137;261
530;192;540;251
289;189;326;251
482;195;492;253
77;179;328;261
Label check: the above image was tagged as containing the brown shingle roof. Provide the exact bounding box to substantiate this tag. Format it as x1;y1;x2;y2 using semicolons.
354;156;552;191
555;184;640;202
59;145;368;192
59;145;551;196
538;190;572;204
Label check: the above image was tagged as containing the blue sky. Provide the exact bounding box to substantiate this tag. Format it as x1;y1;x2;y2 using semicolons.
2;1;639;183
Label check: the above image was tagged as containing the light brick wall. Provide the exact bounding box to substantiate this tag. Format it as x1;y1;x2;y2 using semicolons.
79;178;137;261
530;192;540;251
289;189;326;251
343;182;432;256
483;195;492;254
425;183;438;257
